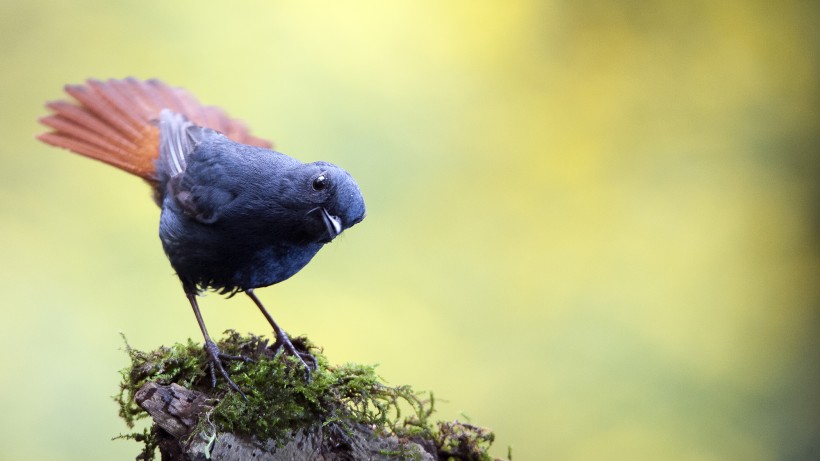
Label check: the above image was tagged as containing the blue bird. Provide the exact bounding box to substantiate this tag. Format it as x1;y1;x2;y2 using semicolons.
38;78;366;392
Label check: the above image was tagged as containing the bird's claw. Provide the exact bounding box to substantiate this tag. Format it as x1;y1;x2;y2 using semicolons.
204;340;251;399
272;334;317;381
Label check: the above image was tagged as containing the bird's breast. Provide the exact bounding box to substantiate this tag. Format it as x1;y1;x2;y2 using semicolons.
160;206;323;292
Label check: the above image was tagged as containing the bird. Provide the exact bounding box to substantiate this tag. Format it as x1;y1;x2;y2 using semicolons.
37;78;366;392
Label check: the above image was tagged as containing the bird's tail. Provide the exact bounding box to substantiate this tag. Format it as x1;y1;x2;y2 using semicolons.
37;78;271;181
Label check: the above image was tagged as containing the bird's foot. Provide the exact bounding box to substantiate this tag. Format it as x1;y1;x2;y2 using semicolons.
243;290;316;379
203;339;253;398
271;331;317;380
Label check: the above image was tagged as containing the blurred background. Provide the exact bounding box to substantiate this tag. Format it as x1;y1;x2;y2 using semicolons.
1;1;818;459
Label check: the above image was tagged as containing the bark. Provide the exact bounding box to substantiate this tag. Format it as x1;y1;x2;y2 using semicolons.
135;382;435;461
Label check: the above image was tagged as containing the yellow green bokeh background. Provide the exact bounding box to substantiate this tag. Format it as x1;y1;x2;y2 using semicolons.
1;2;818;459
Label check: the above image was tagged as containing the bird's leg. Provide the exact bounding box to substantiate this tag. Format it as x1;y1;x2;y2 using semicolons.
246;289;316;377
186;293;250;396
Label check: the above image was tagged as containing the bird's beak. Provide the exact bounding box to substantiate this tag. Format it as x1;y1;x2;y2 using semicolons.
319;207;343;241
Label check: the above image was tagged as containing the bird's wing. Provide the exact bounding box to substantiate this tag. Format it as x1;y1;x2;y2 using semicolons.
158;109;197;178
159;114;238;224
37;78;272;182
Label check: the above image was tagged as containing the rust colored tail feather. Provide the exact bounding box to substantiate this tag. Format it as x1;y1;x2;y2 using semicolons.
37;78;272;180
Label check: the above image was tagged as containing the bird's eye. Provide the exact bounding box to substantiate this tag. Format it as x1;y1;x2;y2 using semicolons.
312;174;328;191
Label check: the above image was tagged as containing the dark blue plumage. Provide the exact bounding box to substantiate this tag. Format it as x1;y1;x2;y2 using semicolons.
38;79;366;394
152;110;366;390
156;112;365;295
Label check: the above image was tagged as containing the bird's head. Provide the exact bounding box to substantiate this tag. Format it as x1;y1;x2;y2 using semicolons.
297;161;366;244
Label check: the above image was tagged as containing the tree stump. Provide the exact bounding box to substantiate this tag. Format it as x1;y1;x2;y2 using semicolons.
117;332;498;461
135;382;435;460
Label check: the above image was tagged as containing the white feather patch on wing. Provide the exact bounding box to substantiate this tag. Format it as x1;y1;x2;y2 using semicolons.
159;109;195;177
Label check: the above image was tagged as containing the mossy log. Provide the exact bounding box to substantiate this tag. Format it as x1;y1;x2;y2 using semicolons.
134;381;434;460
117;332;499;461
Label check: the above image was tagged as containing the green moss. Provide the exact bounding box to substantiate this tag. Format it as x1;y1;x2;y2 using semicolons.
117;335;206;428
116;331;499;460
